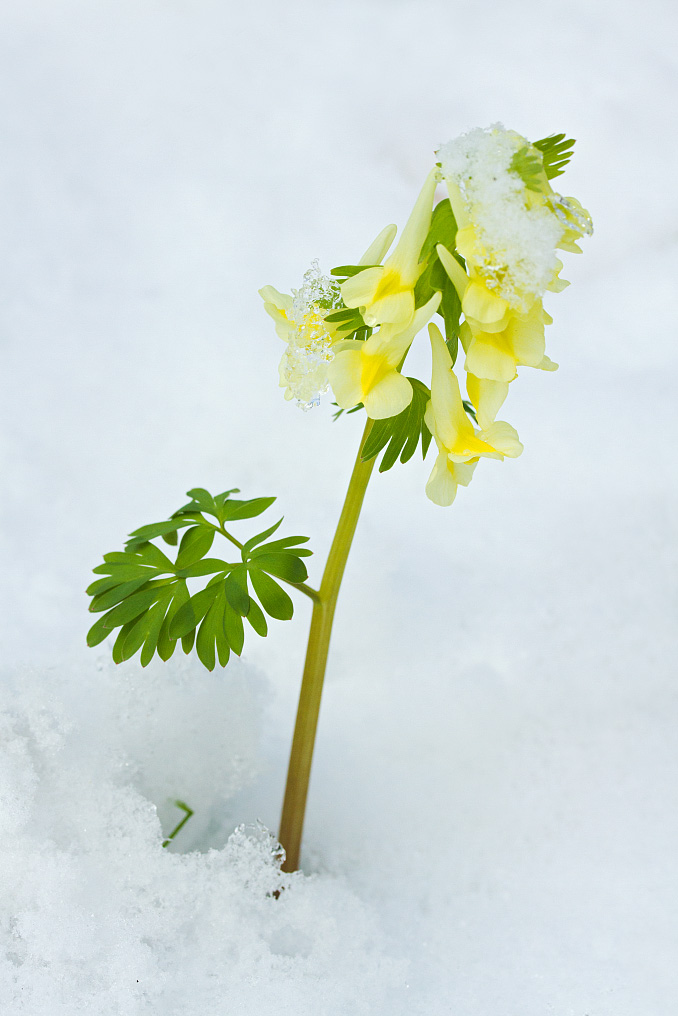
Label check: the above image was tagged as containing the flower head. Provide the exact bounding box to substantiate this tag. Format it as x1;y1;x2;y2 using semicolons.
434;125;591;383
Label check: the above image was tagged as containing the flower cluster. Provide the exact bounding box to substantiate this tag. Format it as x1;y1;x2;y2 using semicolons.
260;125;592;504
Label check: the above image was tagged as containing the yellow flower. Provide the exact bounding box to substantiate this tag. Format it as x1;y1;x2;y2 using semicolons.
259;264;344;408
437;244;558;382
424;324;522;506
328;293;441;419
340;168;438;330
259;286;295;342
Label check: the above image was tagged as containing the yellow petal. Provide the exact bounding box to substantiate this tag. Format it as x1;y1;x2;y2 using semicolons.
364;371;413;419
359;224;397;266
466;374;509;431
453;460;478;488
462;282;509;332
340;266;384;310
506;303;545;367
326;346;363;409
444;179;470;230
363;286;414;329
425;450;459;507
535;354;559;372
428;323;474;449
436;243;469;301
459;320;473;353
258;285;293;311
464;329;517;383
370;292;442;364
387;167;438;282
480;421;523;458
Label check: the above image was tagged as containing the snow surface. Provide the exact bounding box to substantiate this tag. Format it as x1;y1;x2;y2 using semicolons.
1;0;677;1013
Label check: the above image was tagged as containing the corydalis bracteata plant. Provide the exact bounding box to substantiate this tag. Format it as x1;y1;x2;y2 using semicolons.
88;126;592;871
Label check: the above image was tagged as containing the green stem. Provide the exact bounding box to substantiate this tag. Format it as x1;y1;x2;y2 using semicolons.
279;418;375;872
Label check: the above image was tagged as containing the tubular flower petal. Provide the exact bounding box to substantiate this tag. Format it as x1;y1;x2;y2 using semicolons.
327;293;441;419
259;286;295;342
341;168;438;329
358;223;398;266
424;324;522;505
465;374;509;431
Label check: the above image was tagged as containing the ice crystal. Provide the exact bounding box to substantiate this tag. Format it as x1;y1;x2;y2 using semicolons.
280;261;342;410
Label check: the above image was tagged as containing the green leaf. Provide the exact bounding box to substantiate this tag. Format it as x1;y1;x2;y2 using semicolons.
101;586;167;630
254;540;312;558
89;576;153;613
248;568;294;621
156;582;189;662
86;575;127;597
87;485;310;670
175;526;215;570
102;551;145;565
185;487;218;514
413;201;463;342
216;630;231;667
463;399;478;424
126;519;191;546
242;517;284;553
252;553;308;583
121;596;171;663
222;497;276;521
178;559;230;578
361;378;432;472
245;598;267;637
141;596;175;666
87;612;114;647
134;542;175;570
112;620;137;664
510;144;546;192
169;585;220;641
223;599;245;656
420;198;458;262
330;264;379;277
324;308;361;322
224;564;250;615
378;404;412;473
533;133;575;179
214;488;240;506
91;563;157;580
196;591;226;671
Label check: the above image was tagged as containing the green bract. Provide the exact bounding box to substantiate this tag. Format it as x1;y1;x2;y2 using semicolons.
86;488;312;672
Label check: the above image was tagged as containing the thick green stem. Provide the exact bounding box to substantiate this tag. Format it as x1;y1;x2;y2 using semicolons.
279;418;375;872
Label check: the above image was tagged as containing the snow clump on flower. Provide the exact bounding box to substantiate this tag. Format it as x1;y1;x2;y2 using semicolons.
437;124;565;311
280;260;343;411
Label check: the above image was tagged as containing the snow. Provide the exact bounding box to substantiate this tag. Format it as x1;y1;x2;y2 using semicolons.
437;125;567;307
1;0;677;1013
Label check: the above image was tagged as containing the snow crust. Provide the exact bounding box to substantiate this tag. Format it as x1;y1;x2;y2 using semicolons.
0;663;404;1015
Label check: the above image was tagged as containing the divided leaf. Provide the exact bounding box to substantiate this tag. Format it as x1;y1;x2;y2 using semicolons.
87;485;313;670
532;133;576;180
414;199;463;345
